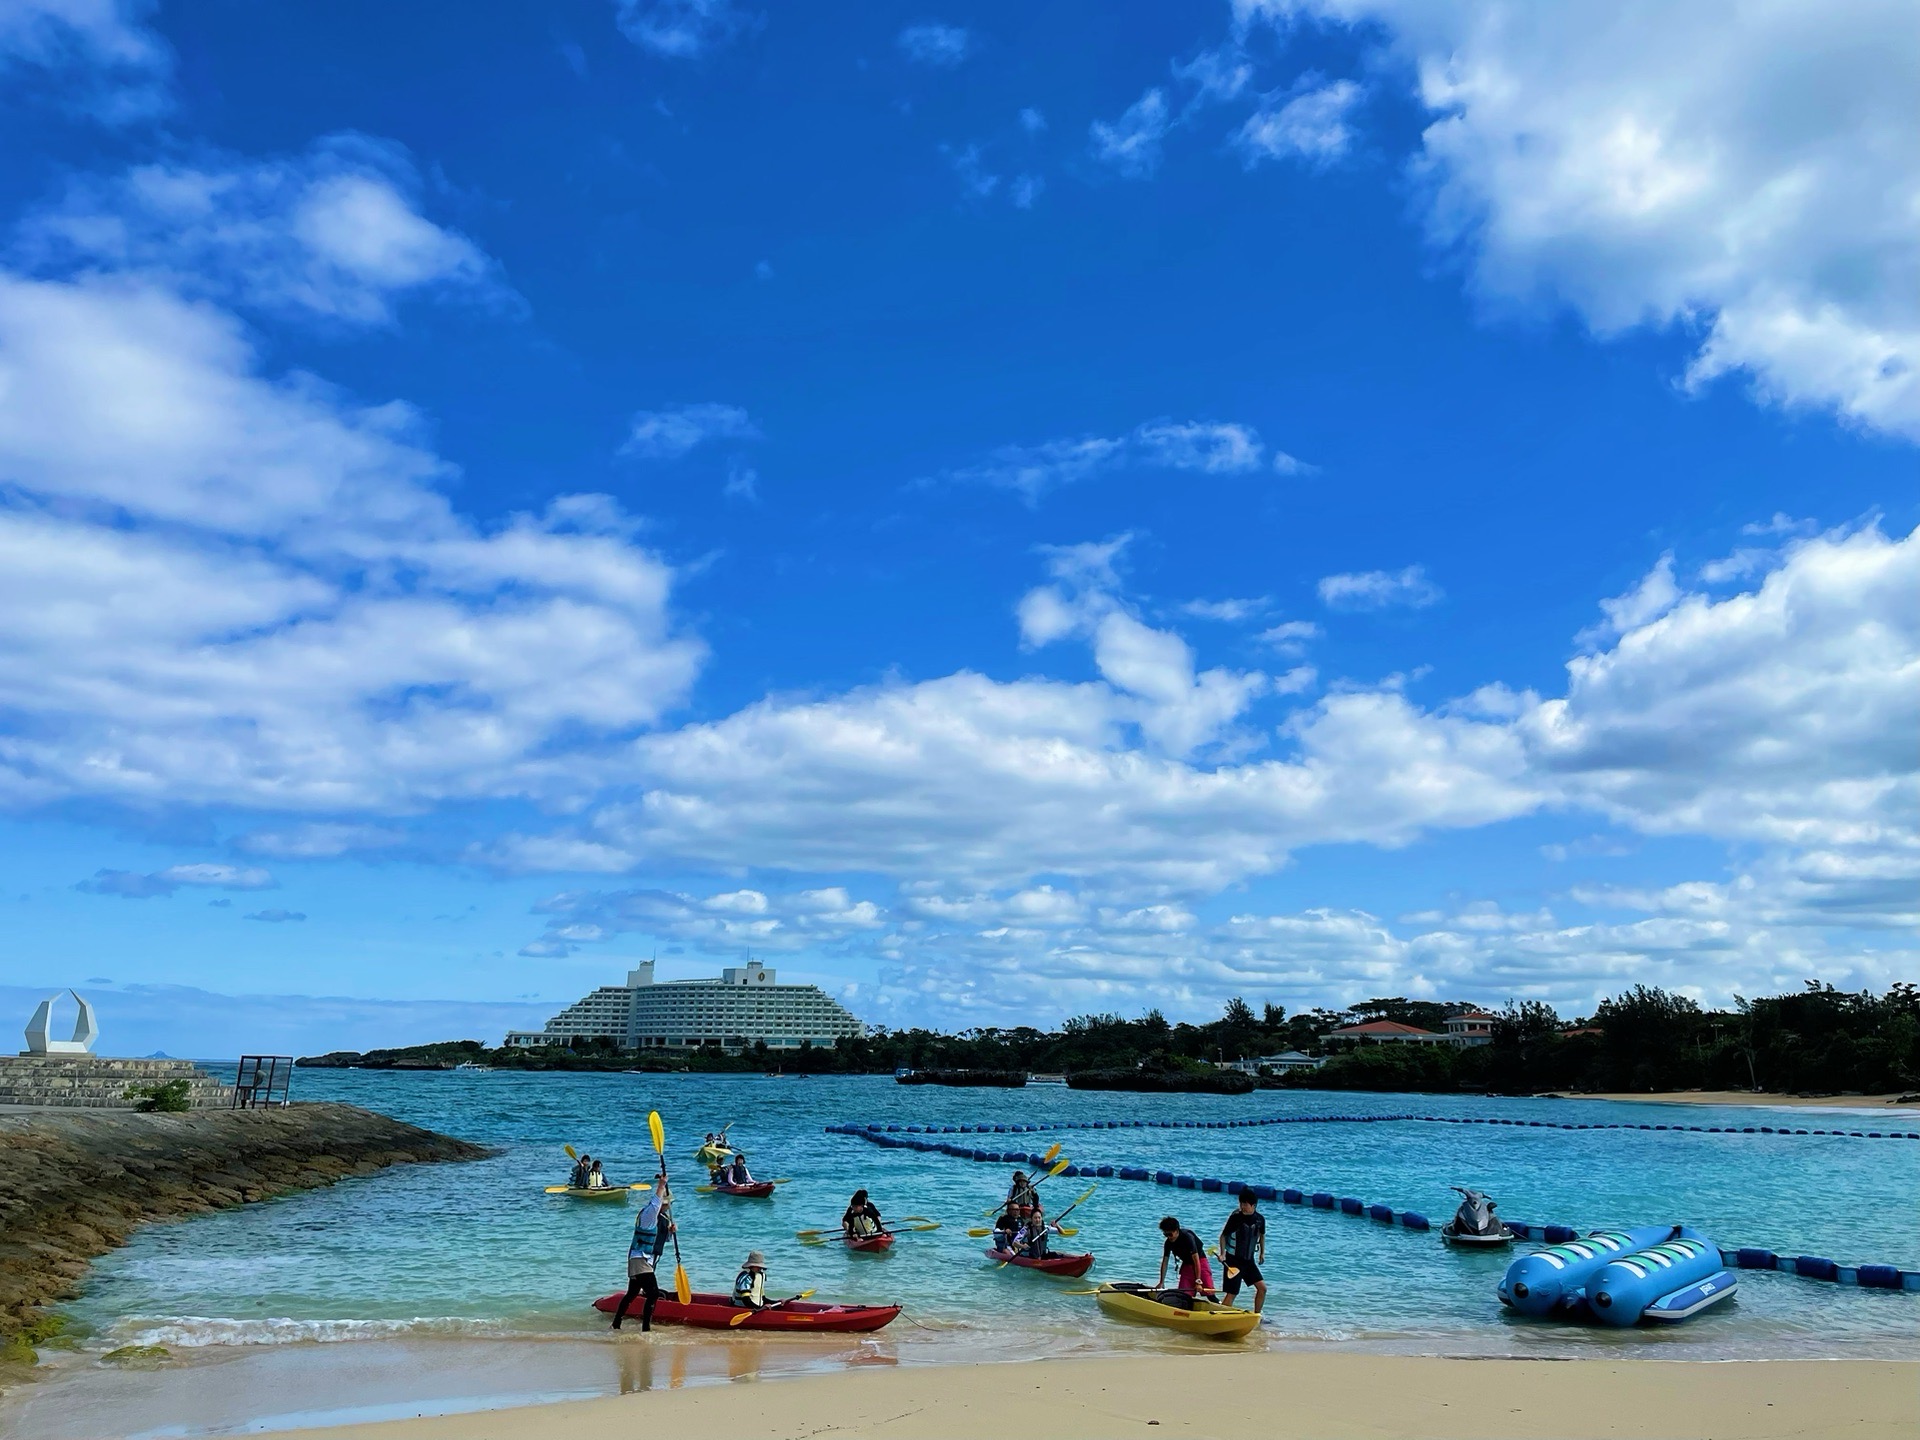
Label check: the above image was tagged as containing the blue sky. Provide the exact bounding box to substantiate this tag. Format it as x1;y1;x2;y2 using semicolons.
1;1;1914;1058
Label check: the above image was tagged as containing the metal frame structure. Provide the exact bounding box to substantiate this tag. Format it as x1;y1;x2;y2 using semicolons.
231;1055;294;1108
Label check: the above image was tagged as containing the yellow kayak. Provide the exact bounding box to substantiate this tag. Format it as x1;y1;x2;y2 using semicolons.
1093;1283;1261;1340
692;1144;734;1166
545;1184;636;1201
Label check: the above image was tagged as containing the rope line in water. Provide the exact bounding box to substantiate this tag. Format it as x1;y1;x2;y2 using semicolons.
826;1121;1920;1294
840;1111;1920;1141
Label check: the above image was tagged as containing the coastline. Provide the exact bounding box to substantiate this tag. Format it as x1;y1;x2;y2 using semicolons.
0;1104;488;1354
1576;1091;1914;1110
280;1352;1920;1440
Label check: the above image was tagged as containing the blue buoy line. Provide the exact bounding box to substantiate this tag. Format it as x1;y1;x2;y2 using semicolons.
826;1120;1920;1294
830;1111;1920;1141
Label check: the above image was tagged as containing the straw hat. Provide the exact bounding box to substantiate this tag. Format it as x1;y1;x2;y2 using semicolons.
745;1251;767;1268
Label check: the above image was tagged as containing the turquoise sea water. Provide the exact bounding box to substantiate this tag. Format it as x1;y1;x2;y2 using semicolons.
56;1073;1918;1367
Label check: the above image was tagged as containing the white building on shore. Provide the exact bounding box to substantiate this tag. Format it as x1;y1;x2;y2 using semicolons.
505;961;863;1053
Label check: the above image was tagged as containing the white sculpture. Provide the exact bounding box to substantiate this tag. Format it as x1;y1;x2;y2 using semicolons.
24;990;98;1055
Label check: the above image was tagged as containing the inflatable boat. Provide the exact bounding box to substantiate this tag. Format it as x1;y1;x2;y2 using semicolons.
593;1291;899;1332
986;1248;1095;1277
1500;1225;1736;1325
1093;1282;1260;1340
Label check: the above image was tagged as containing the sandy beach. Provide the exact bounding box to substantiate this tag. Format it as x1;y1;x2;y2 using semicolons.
1580;1091;1916;1110
293;1353;1918;1440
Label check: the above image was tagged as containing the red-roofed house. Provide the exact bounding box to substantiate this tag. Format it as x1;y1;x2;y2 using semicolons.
1443;1010;1499;1047
1327;1019;1448;1046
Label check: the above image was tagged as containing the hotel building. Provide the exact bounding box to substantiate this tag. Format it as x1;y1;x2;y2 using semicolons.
505;961;863;1052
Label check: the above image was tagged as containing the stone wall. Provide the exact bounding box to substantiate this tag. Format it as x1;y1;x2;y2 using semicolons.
0;1104;490;1344
0;1056;234;1110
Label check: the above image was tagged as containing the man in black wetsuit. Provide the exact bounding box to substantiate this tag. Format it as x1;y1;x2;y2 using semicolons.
1218;1190;1268;1313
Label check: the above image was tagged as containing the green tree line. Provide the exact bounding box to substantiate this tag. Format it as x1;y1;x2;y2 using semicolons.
300;981;1920;1096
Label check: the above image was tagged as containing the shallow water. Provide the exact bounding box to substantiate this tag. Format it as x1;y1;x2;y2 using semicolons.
11;1073;1917;1437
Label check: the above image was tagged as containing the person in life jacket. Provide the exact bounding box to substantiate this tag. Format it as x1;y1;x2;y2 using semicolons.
732;1251;769;1309
1004;1170;1037;1219
610;1177;672;1331
568;1153;591;1189
1016;1212;1053;1259
1155;1215;1215;1298
843;1189;883;1238
586;1159;608;1190
991;1209;1019;1254
726;1152;755;1186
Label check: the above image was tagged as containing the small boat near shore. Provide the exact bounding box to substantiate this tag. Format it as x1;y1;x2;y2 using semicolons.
845;1231;895;1253
593;1291;900;1332
986;1248;1094;1277
1093;1282;1259;1340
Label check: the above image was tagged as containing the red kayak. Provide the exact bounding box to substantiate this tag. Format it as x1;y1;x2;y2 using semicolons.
593;1291;899;1332
985;1249;1095;1278
844;1231;895;1253
712;1180;776;1198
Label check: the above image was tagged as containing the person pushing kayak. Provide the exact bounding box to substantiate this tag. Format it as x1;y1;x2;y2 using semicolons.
610;1176;672;1331
732;1251;769;1309
843;1189;884;1239
1156;1215;1214;1297
1218;1190;1268;1313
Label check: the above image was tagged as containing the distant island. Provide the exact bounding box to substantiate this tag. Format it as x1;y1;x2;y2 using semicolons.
299;980;1918;1098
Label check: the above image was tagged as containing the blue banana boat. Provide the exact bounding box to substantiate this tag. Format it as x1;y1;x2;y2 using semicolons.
1499;1224;1737;1326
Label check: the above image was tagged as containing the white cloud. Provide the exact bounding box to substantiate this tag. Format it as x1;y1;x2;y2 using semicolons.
1256;0;1920;439
1133;420;1264;474
1090;89;1170;179
1011;174;1044;210
526;883;885;957
0;0;170;121
897;23;970;67
620;402;757;460
1237;79;1362;167
1258;619;1321;655
1317;564;1442;610
1180;597;1269;623
942;144;999;200
79;863;276;899
1173;45;1255;105
17;137;498;326
1577;552;1679;645
944;418;1289;500
612;0;752;58
237;824;404;859
0;271;705;812
1019;108;1047;135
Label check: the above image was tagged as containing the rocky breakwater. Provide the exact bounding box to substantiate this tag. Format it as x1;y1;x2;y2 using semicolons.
0;1104;489;1358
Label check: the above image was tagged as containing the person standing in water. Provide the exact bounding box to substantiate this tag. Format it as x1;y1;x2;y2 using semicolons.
1155;1215;1214;1297
1218;1191;1268;1312
610;1176;671;1331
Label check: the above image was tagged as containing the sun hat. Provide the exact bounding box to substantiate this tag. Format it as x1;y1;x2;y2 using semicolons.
745;1251;767;1267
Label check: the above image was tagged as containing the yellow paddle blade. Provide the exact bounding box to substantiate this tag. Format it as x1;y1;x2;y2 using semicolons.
647;1111;666;1156
1041;1142;1062;1164
565;1143;579;1161
542;1185;569;1193
906;1221;942;1232
1046;1158;1070;1179
696;1184;716;1194
674;1264;691;1306
967;1227;992;1237
627;1182;652;1191
1056;1225;1078;1237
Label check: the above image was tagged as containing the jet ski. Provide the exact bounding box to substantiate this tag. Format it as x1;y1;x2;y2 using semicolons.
1440;1186;1516;1247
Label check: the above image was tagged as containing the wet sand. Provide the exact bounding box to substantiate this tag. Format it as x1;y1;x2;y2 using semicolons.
299;1353;1915;1440
1582;1091;1915;1111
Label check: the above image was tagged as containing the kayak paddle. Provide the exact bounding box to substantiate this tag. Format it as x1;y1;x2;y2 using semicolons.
728;1289;815;1325
977;1157;1071;1218
647;1109;692;1306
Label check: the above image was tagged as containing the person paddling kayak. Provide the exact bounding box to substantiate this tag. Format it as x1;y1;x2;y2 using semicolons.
732;1251;769;1309
1003;1169;1038;1219
568;1153;592;1189
843;1189;884;1239
725;1152;756;1187
585;1158;609;1190
610;1176;672;1331
1156;1215;1215;1297
1218;1190;1268;1313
